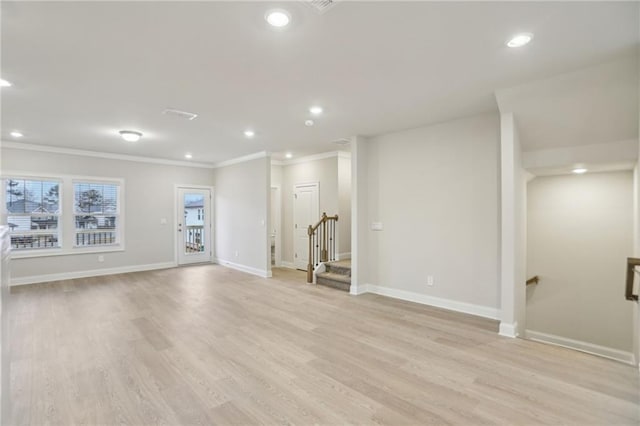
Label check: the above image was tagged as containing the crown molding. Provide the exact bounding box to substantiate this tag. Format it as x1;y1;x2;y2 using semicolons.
212;151;269;169
273;150;351;166
1;141;215;169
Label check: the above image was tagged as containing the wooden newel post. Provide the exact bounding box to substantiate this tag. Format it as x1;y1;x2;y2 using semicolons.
321;212;328;262
307;225;314;283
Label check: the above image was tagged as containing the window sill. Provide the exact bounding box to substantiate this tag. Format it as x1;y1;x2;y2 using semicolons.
10;245;125;259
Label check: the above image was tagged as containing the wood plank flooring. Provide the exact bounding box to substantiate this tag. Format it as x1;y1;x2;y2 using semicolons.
8;265;640;425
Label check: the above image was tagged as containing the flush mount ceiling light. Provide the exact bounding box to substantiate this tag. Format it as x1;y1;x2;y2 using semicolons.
309;106;323;115
265;9;291;28
244;130;255;138
285;152;293;159
506;33;533;48
0;79;12;87
572;168;588;174
10;131;23;138
185;153;193;159
305;120;314;127
119;130;143;142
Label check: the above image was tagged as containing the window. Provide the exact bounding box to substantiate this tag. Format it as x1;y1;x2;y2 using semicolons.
73;181;120;247
5;178;61;250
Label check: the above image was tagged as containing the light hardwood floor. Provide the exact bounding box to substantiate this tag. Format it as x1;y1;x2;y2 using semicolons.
9;265;640;425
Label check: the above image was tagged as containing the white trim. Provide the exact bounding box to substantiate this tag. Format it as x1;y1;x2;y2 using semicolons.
213;258;271;278
10;261;176;286
525;330;635;365
280;261;296;269
2;141;213;169
499;321;519;338
274;150;351;166
212;151;268;169
350;283;370;295
359;284;500;320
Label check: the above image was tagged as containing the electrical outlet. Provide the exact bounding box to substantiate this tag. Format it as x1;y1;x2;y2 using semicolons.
427;275;434;286
234;250;239;258
98;255;105;263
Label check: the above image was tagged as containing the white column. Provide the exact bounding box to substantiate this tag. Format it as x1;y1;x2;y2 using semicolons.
500;112;527;337
350;135;369;295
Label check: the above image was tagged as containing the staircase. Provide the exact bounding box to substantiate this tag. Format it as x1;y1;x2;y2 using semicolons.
316;260;351;292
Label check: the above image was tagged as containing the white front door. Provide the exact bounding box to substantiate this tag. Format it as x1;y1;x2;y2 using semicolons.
177;187;212;265
293;183;319;270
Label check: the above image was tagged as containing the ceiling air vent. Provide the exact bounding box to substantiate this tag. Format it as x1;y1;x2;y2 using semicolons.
302;0;339;14
162;108;198;121
332;138;350;146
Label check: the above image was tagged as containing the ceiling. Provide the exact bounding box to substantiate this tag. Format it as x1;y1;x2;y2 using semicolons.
496;55;638;152
1;1;638;164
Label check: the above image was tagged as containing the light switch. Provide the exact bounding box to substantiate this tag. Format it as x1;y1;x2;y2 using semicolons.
371;222;383;231
160;218;167;225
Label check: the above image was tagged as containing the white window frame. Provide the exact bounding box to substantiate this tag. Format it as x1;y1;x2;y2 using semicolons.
72;179;123;249
2;171;125;259
4;176;63;254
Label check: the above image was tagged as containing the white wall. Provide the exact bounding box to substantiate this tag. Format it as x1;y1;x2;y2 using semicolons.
2;147;214;283
526;171;634;354
338;154;352;258
362;113;500;316
214;156;270;277
281;157;339;265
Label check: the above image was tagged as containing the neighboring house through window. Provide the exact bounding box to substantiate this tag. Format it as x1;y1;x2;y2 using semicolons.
3;175;124;256
74;181;120;247
5;178;61;250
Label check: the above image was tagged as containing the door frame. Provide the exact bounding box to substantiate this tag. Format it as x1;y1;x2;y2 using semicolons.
293;182;320;270
174;184;214;266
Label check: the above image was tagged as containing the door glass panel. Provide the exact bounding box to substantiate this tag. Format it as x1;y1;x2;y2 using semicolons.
183;193;205;254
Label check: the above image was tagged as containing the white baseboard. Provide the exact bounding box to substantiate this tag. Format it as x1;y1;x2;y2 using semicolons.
337;252;351;260
499;321;519;338
10;261;177;286
213;258;271;278
525;329;635;365
359;284;499;320
279;261;296;270
350;283;369;295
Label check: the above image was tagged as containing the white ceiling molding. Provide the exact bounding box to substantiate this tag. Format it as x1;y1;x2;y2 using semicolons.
271;150;351;167
0;141;215;169
212;151;269;169
523;139;638;176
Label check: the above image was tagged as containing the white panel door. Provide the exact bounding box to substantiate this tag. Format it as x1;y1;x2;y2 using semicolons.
293;183;319;270
177;187;212;265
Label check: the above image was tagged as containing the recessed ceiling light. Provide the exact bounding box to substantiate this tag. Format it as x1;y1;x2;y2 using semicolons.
265;9;291;28
506;33;533;48
285;152;293;159
572;168;588;174
309;106;323;115
10;131;23;138
119;130;143;142
185;153;193;159
0;79;12;87
305;120;314;127
244;130;255;138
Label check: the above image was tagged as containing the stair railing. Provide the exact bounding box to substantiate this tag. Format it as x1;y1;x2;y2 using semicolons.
307;212;338;283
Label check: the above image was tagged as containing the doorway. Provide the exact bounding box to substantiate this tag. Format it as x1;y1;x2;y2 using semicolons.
270;186;281;267
176;186;213;265
293;182;319;270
